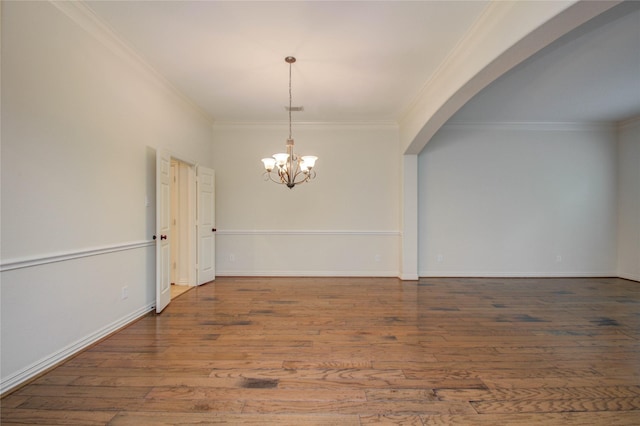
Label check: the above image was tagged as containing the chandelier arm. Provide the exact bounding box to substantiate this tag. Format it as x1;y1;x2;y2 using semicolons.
277;166;289;181
264;171;278;184
291;169;314;185
264;169;315;188
281;171;290;185
265;163;315;186
264;171;289;186
293;176;312;186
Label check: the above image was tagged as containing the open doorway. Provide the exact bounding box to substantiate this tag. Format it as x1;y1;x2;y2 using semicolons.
156;149;216;313
170;158;195;299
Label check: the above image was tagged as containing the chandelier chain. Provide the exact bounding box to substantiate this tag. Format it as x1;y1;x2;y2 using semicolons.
288;60;292;140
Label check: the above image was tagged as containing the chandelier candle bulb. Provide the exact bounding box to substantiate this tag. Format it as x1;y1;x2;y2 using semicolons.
261;56;318;189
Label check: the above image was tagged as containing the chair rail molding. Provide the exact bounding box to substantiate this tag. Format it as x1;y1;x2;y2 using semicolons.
0;240;155;272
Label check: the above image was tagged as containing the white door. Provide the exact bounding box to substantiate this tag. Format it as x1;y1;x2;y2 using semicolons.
197;166;216;284
156;150;172;313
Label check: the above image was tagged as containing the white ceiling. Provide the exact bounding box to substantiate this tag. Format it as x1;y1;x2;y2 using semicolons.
87;0;489;123
86;1;639;126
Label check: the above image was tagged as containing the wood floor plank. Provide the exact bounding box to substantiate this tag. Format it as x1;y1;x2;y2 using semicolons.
0;408;116;425
70;375;244;388
365;388;438;402
482;376;640;390
17;395;244;413
472;397;640;414
46;366;214;377
436;386;640;401
422;411;640;425
108;412;361;425
360;414;425;425
2;276;640;424
145;386;367;402
283;360;373;369
14;384;152;399
240;399;476;415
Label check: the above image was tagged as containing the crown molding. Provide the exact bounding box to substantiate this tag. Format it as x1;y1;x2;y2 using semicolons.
617;115;640;130
443;121;615;131
49;0;212;124
212;120;399;129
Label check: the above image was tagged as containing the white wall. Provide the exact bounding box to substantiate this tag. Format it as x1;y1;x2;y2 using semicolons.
418;123;618;277
211;123;401;276
0;1;212;392
617;118;640;281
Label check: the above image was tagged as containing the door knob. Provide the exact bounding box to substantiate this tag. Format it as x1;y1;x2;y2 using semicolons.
212;228;217;232
160;235;167;240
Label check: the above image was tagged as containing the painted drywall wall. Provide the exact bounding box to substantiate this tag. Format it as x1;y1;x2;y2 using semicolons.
0;1;212;392
617;118;640;281
418;123;618;277
211;123;401;276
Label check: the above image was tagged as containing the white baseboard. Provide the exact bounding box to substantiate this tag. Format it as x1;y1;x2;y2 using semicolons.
619;272;640;283
216;270;400;278
400;273;419;281
0;302;154;396
419;271;617;278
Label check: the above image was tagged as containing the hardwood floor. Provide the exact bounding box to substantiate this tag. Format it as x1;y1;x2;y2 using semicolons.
2;276;640;425
170;284;191;300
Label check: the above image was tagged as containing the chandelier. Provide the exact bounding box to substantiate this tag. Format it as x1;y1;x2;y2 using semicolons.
261;56;318;189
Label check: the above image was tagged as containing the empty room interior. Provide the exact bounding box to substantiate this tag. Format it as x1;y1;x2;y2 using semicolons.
1;0;639;424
